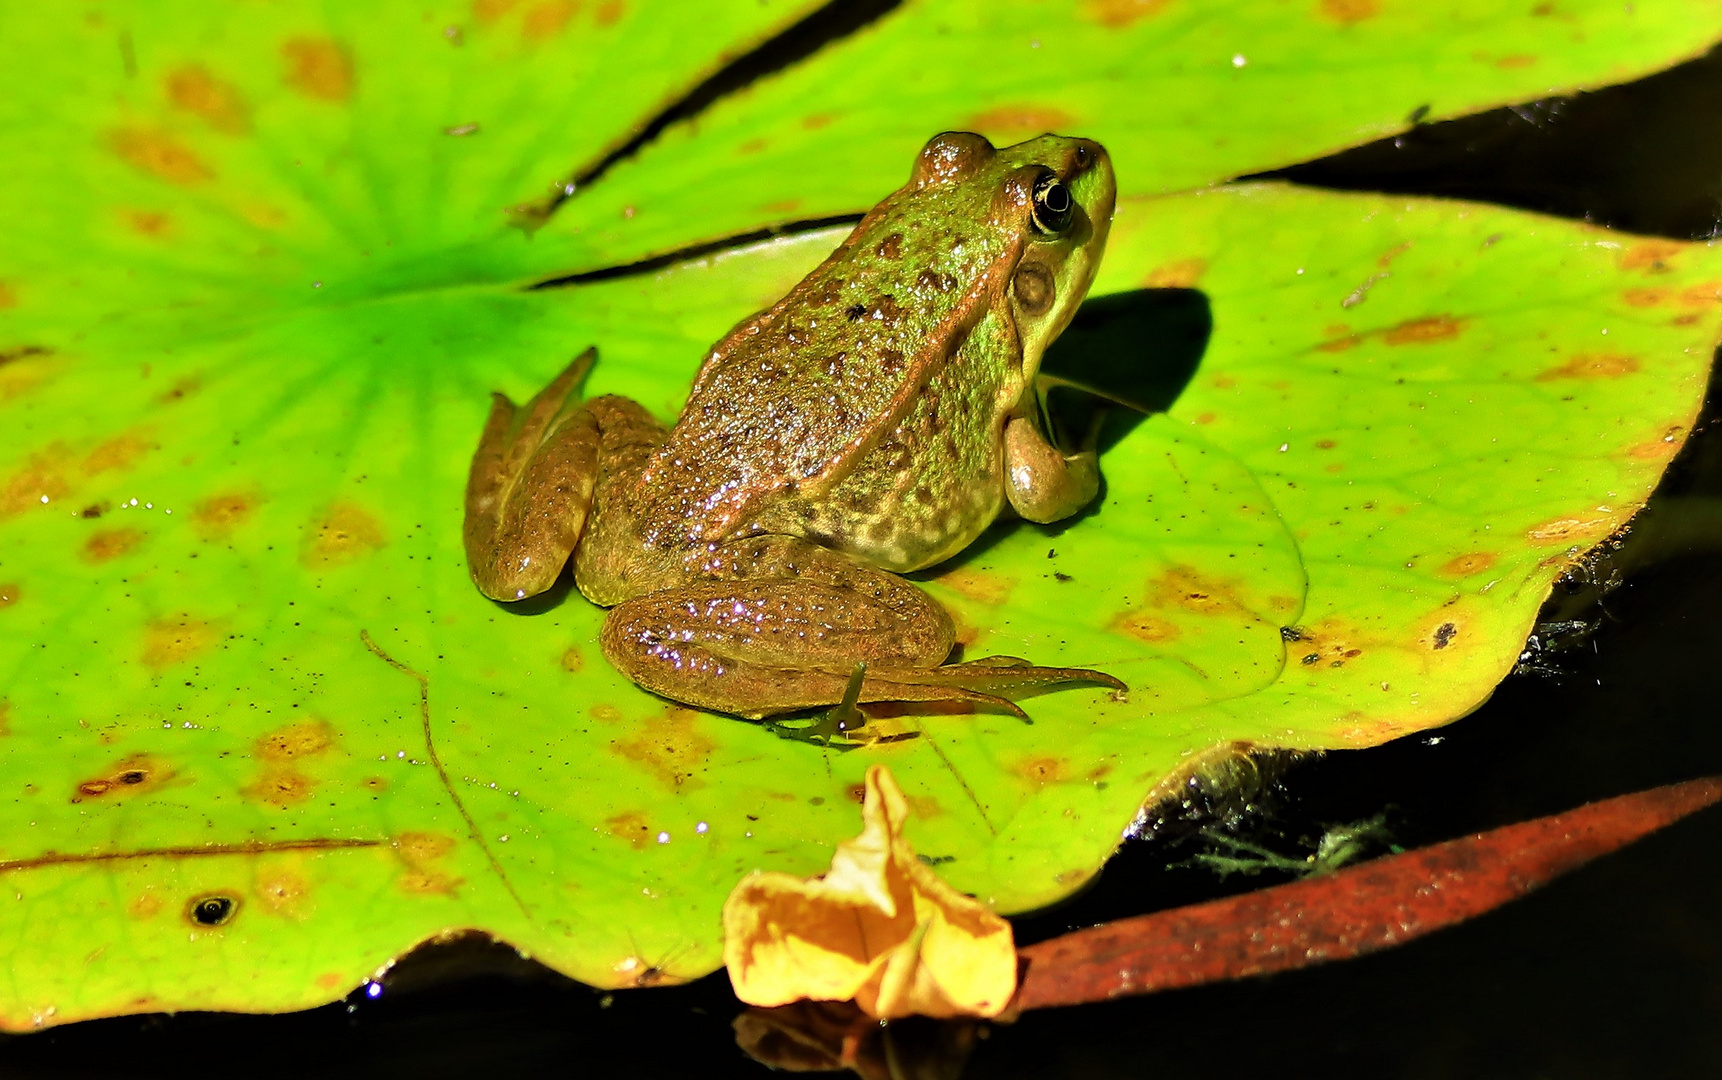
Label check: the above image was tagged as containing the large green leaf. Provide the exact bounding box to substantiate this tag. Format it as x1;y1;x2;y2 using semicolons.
1;1;1718;1028
543;0;1722;269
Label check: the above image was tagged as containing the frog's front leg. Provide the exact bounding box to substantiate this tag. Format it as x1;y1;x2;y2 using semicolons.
1003;413;1099;524
464;349;661;601
599;535;1121;719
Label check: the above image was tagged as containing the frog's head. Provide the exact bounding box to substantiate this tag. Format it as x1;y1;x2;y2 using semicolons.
910;132;1116;383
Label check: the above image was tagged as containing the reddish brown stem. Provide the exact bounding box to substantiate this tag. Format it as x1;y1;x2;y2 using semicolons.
1016;775;1722;1012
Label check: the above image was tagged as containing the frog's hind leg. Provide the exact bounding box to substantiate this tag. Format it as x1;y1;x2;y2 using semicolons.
598;535;1122;720
464;349;603;601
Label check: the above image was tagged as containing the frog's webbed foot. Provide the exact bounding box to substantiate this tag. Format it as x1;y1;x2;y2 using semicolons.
464;349;601;601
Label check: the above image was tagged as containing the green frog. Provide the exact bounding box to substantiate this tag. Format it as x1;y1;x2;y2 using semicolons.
464;132;1123;723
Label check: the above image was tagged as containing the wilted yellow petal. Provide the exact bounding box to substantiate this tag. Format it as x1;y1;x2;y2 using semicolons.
722;764;1016;1019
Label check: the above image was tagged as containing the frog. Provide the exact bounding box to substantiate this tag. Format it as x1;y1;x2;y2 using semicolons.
463;131;1124;724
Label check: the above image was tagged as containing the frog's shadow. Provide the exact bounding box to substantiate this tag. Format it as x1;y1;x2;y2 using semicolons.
492;288;1211;616
919;286;1213;573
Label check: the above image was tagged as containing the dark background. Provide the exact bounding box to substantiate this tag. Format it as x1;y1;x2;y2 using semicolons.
8;32;1722;1080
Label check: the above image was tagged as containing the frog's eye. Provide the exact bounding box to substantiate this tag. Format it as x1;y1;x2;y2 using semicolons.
1031;174;1074;236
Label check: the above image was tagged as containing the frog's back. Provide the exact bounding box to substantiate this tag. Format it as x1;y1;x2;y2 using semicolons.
751;307;1017;571
628;152;1023;551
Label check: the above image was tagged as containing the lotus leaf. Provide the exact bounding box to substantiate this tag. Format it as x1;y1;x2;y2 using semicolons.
0;0;1718;1028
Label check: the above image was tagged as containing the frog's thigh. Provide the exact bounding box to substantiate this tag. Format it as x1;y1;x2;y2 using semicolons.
598;540;956;717
1003;414;1099;523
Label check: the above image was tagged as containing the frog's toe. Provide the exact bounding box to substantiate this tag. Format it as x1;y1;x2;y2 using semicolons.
899;656;1127;697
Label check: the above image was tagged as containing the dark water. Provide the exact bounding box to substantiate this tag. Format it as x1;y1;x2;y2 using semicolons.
9;42;1722;1080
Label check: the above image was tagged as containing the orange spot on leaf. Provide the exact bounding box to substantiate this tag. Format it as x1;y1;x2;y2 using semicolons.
965;104;1077;138
604;812;653;849
192;490;260;538
1319;0;1378;22
128;892;164;920
81;527;147;563
0;583;21;610
256;719;334;761
282;37;354;102
165;64;251;134
1679;281;1722;307
1627;427;1685;460
1141;258;1206;289
108;127;213;185
1438;552;1498;578
560;646;584;673
936;568;1016;607
254;867;312;918
141;613;219;669
83;430;157;475
1110;609;1180;643
302;501;386;567
521;0;577;40
1146;566;1252;618
124;210;174;239
595;0;626;26
246;767;316;808
1014;756;1069;785
1494;54;1537;68
1286;618;1369;671
1621;287;1669;307
472;0;520;20
401;863;465;895
396;832;456;863
1083;0;1173;26
1382;315;1464;345
1535;353;1640;381
611;707;715;790
1619;240;1682;274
